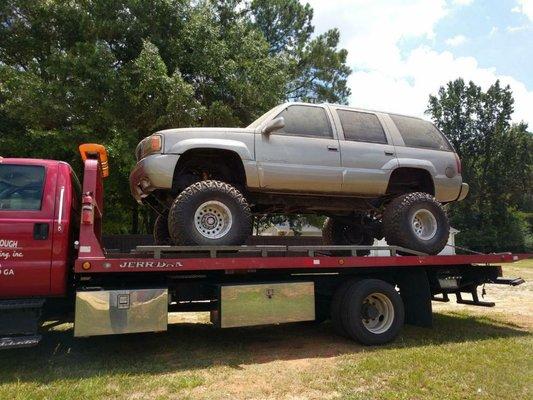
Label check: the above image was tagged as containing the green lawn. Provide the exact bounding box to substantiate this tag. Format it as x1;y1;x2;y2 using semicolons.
1;260;531;400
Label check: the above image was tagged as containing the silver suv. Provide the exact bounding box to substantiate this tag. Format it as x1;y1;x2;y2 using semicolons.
130;102;469;254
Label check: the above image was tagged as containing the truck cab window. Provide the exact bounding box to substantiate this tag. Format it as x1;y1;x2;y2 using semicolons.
0;165;45;210
275;105;333;138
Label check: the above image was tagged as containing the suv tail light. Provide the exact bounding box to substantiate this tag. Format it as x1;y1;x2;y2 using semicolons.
454;153;462;174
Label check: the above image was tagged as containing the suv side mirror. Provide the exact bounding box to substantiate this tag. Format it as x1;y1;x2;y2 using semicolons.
262;117;285;135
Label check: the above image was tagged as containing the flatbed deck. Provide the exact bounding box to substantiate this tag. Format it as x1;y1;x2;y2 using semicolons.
75;244;528;274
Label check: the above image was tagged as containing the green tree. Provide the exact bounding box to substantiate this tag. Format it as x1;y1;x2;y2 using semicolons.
427;78;532;252
0;0;351;233
251;0;351;104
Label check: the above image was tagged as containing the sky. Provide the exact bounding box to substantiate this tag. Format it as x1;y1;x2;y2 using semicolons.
304;0;533;126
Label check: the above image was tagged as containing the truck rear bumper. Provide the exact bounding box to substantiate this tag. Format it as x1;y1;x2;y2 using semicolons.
129;154;179;203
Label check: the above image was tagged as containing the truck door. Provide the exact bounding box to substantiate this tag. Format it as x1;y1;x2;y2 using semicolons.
255;104;342;193
332;108;398;195
0;162;56;298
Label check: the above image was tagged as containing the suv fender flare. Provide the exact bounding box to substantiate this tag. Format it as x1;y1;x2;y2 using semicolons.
168;138;254;161
394;158;437;175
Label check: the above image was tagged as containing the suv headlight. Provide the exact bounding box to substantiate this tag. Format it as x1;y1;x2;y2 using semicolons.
136;134;163;160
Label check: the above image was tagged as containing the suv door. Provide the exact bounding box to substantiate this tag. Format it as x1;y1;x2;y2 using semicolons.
332;108;398;195
0;162;56;298
255;104;342;193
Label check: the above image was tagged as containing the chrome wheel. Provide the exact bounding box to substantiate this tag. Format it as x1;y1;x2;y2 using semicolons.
361;293;395;334
194;201;233;239
411;208;438;240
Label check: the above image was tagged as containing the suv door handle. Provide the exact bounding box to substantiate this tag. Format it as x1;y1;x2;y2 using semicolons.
33;223;49;240
384;151;395;156
327;146;339;152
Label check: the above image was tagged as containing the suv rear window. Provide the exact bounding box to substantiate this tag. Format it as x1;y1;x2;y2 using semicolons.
275;105;332;138
390;114;452;151
0;165;45;211
337;110;387;144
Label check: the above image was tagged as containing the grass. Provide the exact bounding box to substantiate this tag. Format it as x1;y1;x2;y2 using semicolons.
0;260;531;400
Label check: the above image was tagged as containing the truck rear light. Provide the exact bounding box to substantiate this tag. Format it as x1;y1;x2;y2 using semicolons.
82;205;94;225
454;153;462;174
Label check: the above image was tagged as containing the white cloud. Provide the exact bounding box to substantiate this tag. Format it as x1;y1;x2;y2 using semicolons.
304;0;533;126
445;34;467;46
506;25;529;32
512;0;533;21
452;0;474;5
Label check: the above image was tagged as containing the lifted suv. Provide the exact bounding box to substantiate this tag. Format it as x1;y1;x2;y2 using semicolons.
130;102;469;254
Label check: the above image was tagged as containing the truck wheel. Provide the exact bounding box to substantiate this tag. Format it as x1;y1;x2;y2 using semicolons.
341;279;404;345
153;213;172;245
168;180;252;246
382;192;449;255
322;217;373;256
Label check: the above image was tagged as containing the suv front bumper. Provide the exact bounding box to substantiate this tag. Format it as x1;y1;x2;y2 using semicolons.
129;154;180;203
457;183;469;201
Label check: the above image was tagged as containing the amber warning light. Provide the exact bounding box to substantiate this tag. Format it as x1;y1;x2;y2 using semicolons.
79;143;109;178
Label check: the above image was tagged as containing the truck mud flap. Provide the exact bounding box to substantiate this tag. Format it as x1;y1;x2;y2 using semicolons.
395;268;433;328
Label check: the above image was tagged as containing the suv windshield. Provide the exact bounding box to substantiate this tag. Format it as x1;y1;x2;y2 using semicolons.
0;165;45;210
247;105;284;129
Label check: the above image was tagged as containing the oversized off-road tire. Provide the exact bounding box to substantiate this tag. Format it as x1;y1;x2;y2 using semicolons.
153;212;172;245
382;192;449;255
168;180;252;246
340;279;404;345
322;217;374;256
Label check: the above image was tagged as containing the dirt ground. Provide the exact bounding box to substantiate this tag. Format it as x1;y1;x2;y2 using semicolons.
432;262;533;329
163;261;533;400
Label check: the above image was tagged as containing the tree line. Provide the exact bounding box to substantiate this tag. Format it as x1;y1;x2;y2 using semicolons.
0;0;351;233
427;79;532;253
1;1;531;252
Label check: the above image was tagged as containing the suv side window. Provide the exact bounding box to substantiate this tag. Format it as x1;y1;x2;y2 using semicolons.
390;114;452;151
275;105;333;138
0;165;45;210
337;110;387;144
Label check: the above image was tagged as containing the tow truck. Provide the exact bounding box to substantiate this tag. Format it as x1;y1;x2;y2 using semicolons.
0;144;528;349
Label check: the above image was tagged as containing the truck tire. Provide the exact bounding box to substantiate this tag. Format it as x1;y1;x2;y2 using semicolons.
382;192;449;255
322;217;373;256
153;213;172;245
168;180;252;246
330;279;358;337
341;279;404;345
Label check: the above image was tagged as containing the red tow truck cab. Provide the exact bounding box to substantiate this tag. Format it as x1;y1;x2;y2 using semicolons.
0;144;529;350
0;158;80;298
